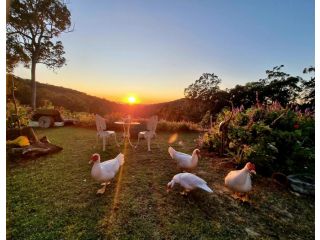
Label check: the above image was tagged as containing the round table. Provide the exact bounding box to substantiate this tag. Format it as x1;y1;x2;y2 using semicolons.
114;121;140;148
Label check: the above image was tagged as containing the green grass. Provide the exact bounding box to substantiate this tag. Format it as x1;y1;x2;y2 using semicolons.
7;127;314;239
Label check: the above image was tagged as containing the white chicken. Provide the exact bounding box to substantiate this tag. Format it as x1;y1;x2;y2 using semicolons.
168;146;200;171
167;173;213;195
224;162;256;201
89;153;124;194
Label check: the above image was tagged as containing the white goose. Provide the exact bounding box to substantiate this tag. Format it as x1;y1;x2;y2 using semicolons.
168;146;200;171
89;153;124;194
167;173;213;195
224;162;256;201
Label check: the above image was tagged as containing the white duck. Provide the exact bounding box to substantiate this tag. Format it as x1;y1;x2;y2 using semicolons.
224;162;256;201
167;173;213;195
89;153;124;194
168;146;200;171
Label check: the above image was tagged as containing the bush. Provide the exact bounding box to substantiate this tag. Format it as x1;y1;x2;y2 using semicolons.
62;111;200;133
157;120;200;132
72;112;96;128
201;104;314;176
6;101;32;128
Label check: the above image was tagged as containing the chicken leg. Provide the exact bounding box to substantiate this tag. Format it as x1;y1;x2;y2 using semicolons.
232;192;250;202
96;182;111;194
180;189;190;196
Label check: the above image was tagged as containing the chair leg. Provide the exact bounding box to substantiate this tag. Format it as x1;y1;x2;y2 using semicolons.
135;134;141;149
146;134;151;151
147;139;151;151
102;136;106;152
154;133;160;149
113;133;120;147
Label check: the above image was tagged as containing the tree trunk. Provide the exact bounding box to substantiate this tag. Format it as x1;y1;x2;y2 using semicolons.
31;61;37;109
11;75;21;132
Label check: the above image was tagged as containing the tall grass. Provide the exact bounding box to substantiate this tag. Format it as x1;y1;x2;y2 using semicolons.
156;120;200;132
63;112;201;132
6;102;201;132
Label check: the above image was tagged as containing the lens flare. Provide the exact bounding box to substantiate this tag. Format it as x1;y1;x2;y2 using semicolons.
168;133;178;144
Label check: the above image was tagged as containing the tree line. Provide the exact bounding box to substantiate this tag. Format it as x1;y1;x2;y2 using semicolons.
183;65;315;122
6;63;314;124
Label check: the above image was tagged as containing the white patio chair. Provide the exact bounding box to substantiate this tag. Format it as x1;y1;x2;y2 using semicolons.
95;114;119;151
136;115;159;151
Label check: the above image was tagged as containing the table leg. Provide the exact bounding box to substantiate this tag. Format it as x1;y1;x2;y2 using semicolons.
121;124;135;149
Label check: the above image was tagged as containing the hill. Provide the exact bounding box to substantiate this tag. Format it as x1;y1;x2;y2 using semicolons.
6;75;194;120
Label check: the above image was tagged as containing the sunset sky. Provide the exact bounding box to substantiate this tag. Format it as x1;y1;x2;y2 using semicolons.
13;0;315;104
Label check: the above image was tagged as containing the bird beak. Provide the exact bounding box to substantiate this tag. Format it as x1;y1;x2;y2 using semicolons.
166;186;171;193
250;170;256;175
88;159;93;164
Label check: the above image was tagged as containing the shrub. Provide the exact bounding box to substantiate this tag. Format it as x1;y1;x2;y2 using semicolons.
72;112;96;128
6;101;32;128
63;111;200;133
201;105;314;176
157;120;200;132
199;110;211;129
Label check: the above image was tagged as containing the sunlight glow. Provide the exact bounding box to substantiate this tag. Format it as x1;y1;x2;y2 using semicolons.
128;96;136;104
124;95;141;104
106;143;127;227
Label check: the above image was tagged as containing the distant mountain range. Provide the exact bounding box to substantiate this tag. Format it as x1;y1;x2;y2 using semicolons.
6;75;193;120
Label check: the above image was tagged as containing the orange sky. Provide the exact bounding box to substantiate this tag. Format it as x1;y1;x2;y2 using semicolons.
14;65;186;104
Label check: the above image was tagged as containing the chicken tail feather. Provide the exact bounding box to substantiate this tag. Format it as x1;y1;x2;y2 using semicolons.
117;153;125;166
168;146;175;159
199;184;213;193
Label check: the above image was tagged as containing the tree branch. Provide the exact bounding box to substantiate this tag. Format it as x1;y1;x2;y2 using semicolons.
7;30;33;41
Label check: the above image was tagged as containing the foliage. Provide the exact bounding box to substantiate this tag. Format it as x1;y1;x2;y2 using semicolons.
7;0;72;108
7;64;314;123
72;112;96;128
157;120;200;132
7;0;71;69
184;73;230;121
184;73;221;101
261;71;301;107
301;66;315;108
201;103;314;176
6;101;31;128
7;75;121;116
183;66;310;122
157;98;207;122
199;110;211;129
104;112;125;124
38;100;55;109
230;65;302;108
201;131;221;152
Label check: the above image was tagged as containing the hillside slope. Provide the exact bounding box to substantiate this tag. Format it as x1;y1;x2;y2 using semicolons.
6;75;193;120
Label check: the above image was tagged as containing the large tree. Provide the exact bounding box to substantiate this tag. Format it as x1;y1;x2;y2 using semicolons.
6;0;72;109
301;66;315;108
184;73;230;120
260;65;301;106
184;73;222;101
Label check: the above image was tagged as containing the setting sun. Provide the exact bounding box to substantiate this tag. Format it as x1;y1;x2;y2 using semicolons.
128;96;136;104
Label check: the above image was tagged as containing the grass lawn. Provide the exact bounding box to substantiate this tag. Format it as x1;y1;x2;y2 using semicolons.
7;127;314;239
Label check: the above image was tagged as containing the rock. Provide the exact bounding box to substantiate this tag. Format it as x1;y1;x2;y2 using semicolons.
245;228;261;237
290;191;300;197
197;170;209;176
287;174;314;195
